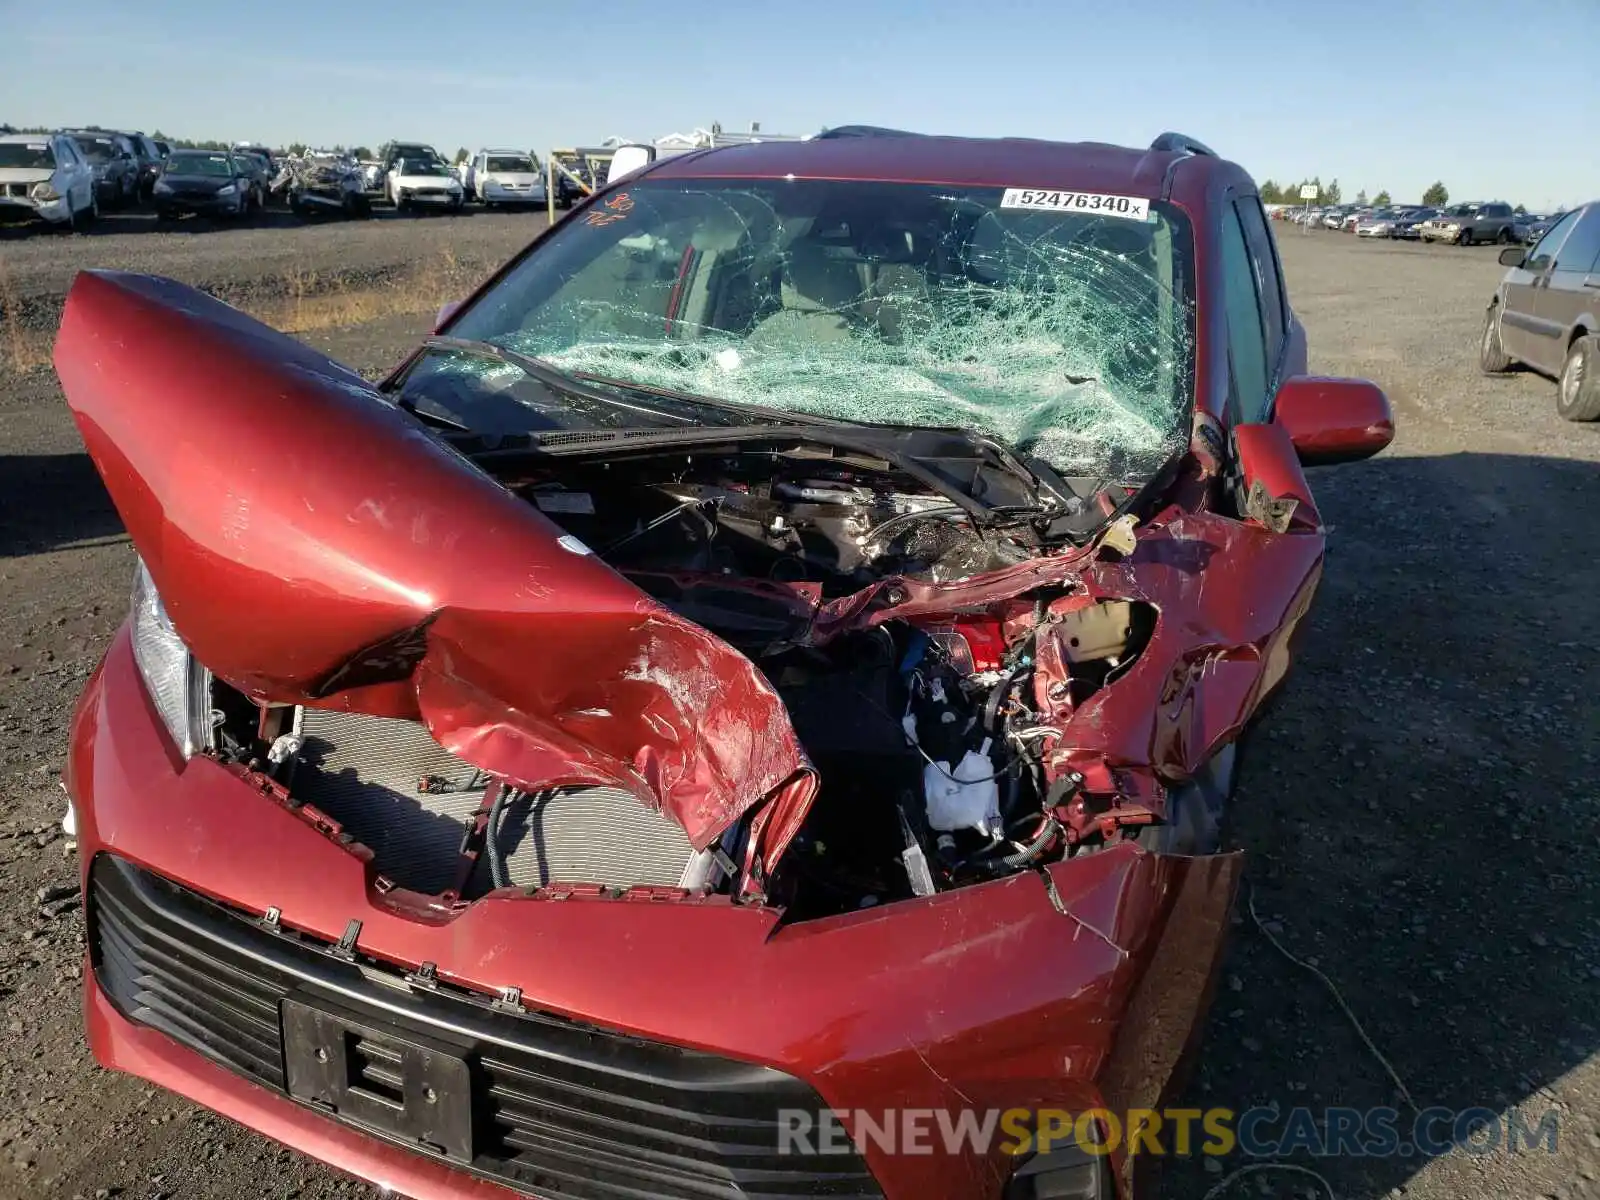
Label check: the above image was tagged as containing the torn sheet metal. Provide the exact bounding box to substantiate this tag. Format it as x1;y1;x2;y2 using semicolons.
52;271;814;853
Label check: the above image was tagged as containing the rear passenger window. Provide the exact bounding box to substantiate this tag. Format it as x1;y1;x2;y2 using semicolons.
1235;198;1286;368
1221;206;1270;422
1551;207;1600;274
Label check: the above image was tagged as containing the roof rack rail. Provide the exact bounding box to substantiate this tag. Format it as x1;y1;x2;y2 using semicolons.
1149;132;1217;158
814;125;925;140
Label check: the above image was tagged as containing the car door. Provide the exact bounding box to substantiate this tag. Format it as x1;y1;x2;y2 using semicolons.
1503;207;1584;371
1532;204;1600;358
49;137;73;208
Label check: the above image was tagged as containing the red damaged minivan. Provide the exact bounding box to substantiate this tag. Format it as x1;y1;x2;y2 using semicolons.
58;128;1393;1200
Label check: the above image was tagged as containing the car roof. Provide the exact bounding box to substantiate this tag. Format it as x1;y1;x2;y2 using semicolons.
0;133;55;144
646;133;1214;197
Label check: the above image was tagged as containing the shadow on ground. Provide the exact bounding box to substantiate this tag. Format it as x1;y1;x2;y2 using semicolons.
1159;448;1600;1197
0;453;123;556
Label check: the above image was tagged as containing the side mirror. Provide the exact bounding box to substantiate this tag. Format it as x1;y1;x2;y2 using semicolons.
1498;246;1526;268
607;144;655;182
1271;376;1394;466
434;300;462;330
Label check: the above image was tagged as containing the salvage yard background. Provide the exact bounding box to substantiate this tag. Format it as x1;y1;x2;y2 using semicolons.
1;216;1598;1200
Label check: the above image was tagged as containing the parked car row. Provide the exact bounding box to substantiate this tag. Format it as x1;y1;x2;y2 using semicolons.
0;127;175;229
0;129;290;229
1276;200;1561;246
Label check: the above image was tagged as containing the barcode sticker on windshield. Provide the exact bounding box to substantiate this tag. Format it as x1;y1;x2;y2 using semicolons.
1000;189;1150;221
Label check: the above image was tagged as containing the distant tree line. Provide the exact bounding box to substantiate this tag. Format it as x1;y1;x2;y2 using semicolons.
1257;178;1467;209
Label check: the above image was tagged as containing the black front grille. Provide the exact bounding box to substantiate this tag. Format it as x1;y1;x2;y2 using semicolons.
88;855;880;1200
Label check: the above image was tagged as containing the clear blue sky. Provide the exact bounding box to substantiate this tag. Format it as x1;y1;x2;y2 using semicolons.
3;0;1595;210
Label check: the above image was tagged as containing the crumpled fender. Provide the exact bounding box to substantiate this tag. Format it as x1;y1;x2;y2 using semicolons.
53;270;814;852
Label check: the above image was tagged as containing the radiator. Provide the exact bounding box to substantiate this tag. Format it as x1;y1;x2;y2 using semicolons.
292;708;703;895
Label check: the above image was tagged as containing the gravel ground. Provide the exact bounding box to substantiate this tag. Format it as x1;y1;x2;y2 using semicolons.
0;224;1596;1200
0;206;547;341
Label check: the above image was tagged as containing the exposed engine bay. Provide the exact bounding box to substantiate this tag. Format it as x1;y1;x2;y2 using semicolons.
196;443;1158;920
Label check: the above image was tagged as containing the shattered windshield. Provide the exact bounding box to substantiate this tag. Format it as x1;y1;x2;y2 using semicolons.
411;178;1195;480
73;138;116;163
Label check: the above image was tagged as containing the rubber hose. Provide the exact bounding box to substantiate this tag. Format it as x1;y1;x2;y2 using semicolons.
984;661;1029;734
487;785;513;889
1002;816;1062;869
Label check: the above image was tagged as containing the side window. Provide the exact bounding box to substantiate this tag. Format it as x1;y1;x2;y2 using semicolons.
1550;207;1600;274
1528;209;1583;271
1220;205;1270;422
1235;197;1286;368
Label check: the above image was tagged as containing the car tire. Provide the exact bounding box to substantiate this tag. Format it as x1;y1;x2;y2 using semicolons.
1479;306;1514;374
1557;335;1600;422
1498;227;1513;244
1459;229;1473;246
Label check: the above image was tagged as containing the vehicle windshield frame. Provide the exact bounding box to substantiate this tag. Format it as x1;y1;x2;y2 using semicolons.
406;174;1198;484
0;141;55;170
164;153;234;178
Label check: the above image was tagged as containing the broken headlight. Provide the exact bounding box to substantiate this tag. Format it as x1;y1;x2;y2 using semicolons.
129;559;214;758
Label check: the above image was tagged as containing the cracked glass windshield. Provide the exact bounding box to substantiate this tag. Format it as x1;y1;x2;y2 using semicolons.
405;178;1195;479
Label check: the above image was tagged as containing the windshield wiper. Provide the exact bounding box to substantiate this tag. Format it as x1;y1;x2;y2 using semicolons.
420;338;836;431
474;423;1028;526
415;339;1067;517
418;337;709;426
569;369;856;431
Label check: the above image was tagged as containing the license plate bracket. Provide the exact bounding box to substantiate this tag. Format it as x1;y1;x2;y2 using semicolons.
282;997;474;1160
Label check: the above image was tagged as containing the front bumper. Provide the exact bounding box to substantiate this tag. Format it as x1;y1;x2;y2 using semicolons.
68;627;1241;1200
156;192;239;214
482;185;546;205
401;189;463;206
0;193;70;223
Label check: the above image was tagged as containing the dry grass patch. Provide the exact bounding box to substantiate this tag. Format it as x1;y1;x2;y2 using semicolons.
0;256;52;373
258;247;470;334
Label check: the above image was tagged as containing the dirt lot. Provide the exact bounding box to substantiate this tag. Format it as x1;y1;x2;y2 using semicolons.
0;219;1596;1200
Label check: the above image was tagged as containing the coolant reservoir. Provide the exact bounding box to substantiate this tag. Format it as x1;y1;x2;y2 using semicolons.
924;737;1000;835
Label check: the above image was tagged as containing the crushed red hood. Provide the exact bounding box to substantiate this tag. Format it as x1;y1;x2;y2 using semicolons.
53;270;815;851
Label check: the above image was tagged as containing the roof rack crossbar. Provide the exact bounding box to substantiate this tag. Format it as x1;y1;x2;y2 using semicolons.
1149;131;1217;158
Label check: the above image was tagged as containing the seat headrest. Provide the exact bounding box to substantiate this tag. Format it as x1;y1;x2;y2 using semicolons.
781;240;863;313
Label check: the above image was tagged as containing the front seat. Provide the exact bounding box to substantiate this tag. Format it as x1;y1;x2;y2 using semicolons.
745;238;866;348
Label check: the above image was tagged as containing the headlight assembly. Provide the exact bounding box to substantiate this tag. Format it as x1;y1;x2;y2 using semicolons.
129;560;214;757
